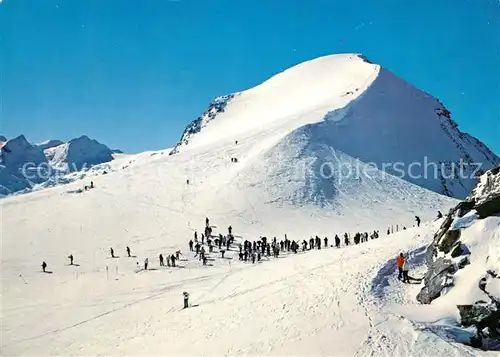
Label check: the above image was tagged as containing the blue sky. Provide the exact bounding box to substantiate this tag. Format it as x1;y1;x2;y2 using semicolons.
1;0;499;154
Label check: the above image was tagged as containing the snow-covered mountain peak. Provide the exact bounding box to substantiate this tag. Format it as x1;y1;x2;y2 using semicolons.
169;53;499;199
37;139;64;150
1;135;47;169
48;135;114;172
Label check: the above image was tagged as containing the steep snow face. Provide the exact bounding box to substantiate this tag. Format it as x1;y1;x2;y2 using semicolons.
37;139;64;151
170;54;499;199
47;136;114;172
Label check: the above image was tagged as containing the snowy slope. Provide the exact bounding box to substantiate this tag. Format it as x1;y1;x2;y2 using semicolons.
1;53;497;355
171;54;499;199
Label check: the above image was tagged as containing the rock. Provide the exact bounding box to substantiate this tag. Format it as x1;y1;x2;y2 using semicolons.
456;200;475;218
475;195;500;219
451;243;464;258
416;257;455;304
438;229;461;254
458;256;470;269
458;303;493;327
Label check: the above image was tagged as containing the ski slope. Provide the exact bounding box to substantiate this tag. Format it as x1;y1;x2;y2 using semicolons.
3;215;496;356
2;53;496;355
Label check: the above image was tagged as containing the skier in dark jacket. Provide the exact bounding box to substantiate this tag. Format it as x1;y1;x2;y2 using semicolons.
159;254;164;266
189;240;194;251
42;261;47;272
344;234;349;246
415;216;421;227
171;255;176;267
110;247;115;258
126;246;131;257
68;254;74;265
228;226;232;235
335;235;340;248
205;217;210;227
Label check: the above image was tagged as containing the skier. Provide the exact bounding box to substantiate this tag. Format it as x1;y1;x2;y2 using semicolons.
144;258;149;270
126;246;131;257
202;255;207;265
42;261;47;272
221;249;226;258
194;231;198;241
189;240;194;251
324;237;328;248
68;254;74;265
228;225;232;235
335;235;340;248
344;234;349;246
171;254;176;267
90;181;94;189
415;216;421;227
195;243;200;255
396;253;405;281
183;291;189;309
437;211;443;219
205;217;210;227
110;247;115;258
251;252;256;264
159;254;164;266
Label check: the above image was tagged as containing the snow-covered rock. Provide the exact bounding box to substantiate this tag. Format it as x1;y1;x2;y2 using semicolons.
0;135;7;143
417;166;500;350
46;135;114;172
169;54;499;199
37;139;64;151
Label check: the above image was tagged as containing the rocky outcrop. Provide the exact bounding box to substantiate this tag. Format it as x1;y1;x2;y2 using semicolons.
169;94;235;155
417;166;500;350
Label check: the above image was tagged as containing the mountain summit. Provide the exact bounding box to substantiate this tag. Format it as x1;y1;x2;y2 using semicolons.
170;54;499;199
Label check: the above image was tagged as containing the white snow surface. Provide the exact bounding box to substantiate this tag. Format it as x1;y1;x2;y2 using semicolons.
171;54;499;199
3;195;496;356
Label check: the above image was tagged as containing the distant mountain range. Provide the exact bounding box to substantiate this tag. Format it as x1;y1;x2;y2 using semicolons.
0;135;121;196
